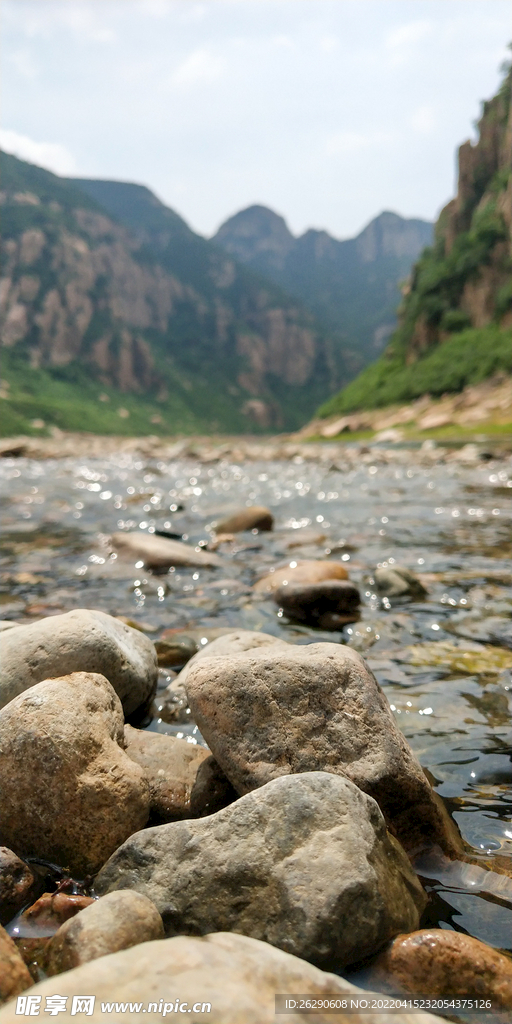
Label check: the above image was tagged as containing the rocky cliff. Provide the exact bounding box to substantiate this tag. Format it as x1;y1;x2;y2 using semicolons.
0;155;338;434
318;63;512;418
214;207;433;372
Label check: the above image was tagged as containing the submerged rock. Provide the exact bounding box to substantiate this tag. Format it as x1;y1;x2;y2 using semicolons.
18;893;95;932
185;642;461;857
373;929;512;1008
0;672;150;876
111;532;222;569
45;891;163;977
0;931;446;1023
374;566;427;600
123;726;230;822
0;609;158;718
96;772;426;970
0;849;35;927
215;506;274;533
0;926;32;1005
254;560;348;594
154;636;198;668
273;580;360;629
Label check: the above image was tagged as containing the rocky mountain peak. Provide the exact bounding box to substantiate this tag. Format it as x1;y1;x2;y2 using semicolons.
213;205;295;270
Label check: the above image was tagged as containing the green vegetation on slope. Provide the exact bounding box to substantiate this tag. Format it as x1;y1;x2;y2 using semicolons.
317;325;512;416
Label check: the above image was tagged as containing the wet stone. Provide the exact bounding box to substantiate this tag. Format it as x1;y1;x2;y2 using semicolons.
273;579;360;629
254;560;349;595
0;925;33;1005
215;506;274;534
374;566;428;601
0;849;35;927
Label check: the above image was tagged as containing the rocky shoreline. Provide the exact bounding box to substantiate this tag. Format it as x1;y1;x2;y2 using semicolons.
1;443;511;1023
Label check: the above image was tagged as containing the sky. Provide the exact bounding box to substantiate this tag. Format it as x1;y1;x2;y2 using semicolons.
1;0;510;240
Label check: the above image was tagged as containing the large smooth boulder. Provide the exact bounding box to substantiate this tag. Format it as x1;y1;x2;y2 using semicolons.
0;849;35;927
0;926;32;1005
0;609;157;718
45;891;163;977
185;643;461;856
111;532;222;569
0;931;446;1023
215;506;274;534
123;726;232;822
177;629;287;691
372;929;512;1008
96;772;426;969
254;560;348;594
0;673;150;876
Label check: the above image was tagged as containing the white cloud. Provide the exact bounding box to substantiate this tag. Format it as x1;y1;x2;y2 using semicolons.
0;130;77;176
172;47;224;87
386;20;432;49
9;48;37;78
325;131;393;156
410;104;437;135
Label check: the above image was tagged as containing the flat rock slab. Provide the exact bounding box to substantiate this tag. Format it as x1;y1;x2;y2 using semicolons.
0;609;157;718
45;891;163;976
96;772;426;969
0;931;446;1023
111;532;222;569
254;560;348;594
185;642;461;856
0;672;150;876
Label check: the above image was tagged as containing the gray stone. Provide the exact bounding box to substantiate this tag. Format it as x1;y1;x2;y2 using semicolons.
374;566;427;600
96;772;426;970
176;629;287;691
0;609;158;718
185;642;462;857
111;532;222;569
45;891;164;976
0;931;446;1023
0;849;35;927
273;580;360;629
0;672;150;876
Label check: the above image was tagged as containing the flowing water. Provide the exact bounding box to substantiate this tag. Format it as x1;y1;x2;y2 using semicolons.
1;440;511;989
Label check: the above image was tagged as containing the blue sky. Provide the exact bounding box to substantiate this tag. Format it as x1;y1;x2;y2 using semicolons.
1;0;510;238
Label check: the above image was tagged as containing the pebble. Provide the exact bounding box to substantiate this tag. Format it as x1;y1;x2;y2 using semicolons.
185;642;462;857
372;928;512;1009
0;609;158;719
374;566;427;601
0;672;150;876
45;891;164;977
0;931;446;1023
215;506;274;533
254;560;348;594
111;531;222;569
0;849;35;927
96;772;426;970
273;580;360;628
154;637;198;667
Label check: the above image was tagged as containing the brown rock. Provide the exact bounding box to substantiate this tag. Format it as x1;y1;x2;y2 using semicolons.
0;925;32;1005
215;506;274;533
124;725;212;822
373;929;512;1008
254;559;348;594
185;643;461;857
273;580;360;628
0;849;34;926
154;637;198;667
18;893;95;933
111;532;222;569
0;931;447;1023
0;673;150;876
177;629;287;692
45;891;164;976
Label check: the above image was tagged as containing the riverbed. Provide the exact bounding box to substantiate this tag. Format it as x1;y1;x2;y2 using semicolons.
1;437;511;961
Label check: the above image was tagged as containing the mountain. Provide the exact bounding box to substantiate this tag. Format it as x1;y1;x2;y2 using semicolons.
0;154;341;435
213;207;433;374
317;63;512;419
